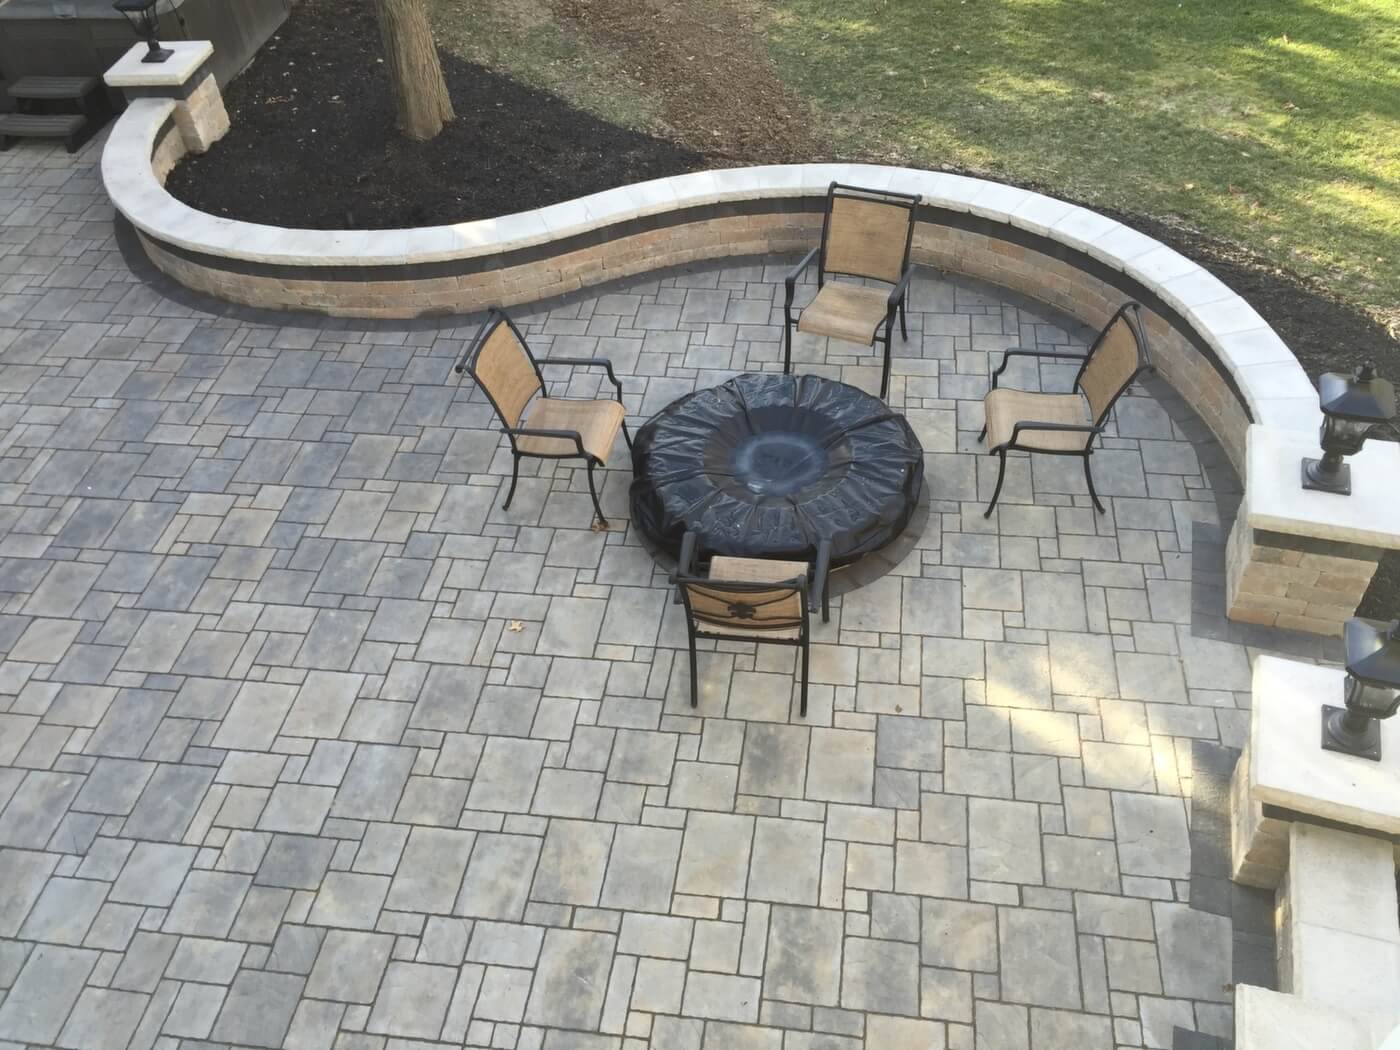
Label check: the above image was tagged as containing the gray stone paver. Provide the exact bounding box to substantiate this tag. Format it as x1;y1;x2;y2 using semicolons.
0;139;1320;1049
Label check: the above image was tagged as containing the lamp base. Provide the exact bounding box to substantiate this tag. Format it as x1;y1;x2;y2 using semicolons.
1301;458;1351;495
141;45;174;63
1320;704;1381;761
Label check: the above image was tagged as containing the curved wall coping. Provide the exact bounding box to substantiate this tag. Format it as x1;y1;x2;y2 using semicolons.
104;96;1321;433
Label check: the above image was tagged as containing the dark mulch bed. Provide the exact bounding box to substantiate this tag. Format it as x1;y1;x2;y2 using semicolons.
165;0;1398;616
164;0;701;228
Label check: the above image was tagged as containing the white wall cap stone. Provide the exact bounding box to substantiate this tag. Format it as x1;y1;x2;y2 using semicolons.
1130;244;1200;285
1382;1024;1400;1050
1156;267;1236;314
1237;361;1322;401
1215;327;1299;369
1235;984;1391;1050
1189;297;1270;338
1287;823;1400;941
1245;425;1400;549
1087;223;1161;268
1047;206;1121;248
967;181;1033;220
1251;656;1400;836
1252;397;1325;433
1007;194;1076;236
105;41;214;89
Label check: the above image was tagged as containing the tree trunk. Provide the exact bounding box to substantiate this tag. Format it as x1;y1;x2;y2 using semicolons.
372;0;456;141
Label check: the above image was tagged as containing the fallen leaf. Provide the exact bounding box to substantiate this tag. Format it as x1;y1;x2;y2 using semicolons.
507;620;525;633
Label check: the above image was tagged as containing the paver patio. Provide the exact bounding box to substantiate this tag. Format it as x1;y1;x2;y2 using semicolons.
0;141;1320;1050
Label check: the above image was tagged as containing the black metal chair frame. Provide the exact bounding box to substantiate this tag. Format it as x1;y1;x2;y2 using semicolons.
672;532;817;717
455;307;633;528
783;182;920;401
978;301;1154;518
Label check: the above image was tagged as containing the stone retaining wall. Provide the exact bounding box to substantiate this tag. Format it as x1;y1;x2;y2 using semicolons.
104;97;1325;481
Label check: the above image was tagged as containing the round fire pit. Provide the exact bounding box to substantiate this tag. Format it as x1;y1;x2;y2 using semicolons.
629;373;924;565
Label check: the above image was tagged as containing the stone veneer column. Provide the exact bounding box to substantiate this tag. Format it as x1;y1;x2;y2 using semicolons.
1230;656;1400;1049
1225;425;1400;636
104;41;229;154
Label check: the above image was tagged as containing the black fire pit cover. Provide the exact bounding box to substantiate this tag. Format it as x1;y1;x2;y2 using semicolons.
630;373;924;565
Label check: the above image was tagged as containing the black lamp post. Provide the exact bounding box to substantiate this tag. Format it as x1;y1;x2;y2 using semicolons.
113;0;173;64
1321;617;1400;761
1301;362;1396;495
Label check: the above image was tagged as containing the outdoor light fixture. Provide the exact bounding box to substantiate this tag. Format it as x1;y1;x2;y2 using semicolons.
1301;361;1396;495
1321;617;1400;761
113;0;172;63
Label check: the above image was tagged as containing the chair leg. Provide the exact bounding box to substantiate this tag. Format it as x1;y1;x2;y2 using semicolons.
621;419;633;451
899;292;909;341
799;639;809;718
783;313;794;375
1084;455;1106;514
502;453;521;510
978;422;987;442
983;450;1008;518
880;329;893;401
688;635;699;709
586;460;608;529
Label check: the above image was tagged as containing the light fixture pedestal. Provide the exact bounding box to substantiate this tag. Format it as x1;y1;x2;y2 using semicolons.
1320;703;1380;760
141;39;174;64
1300;452;1350;495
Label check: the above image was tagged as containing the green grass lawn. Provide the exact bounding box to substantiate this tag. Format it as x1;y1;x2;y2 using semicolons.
765;0;1400;325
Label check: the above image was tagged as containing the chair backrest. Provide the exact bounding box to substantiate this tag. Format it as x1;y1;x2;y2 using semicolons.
820;183;919;286
678;575;807;638
462;310;543;429
1076;302;1152;424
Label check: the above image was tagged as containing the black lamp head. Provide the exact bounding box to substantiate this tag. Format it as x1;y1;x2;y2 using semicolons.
113;0;172;63
1303;362;1397;495
1322;617;1400;761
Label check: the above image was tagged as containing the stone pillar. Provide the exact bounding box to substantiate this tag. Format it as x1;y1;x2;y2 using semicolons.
1276;823;1400;1017
104;41;229;155
1225;425;1400;636
1231;656;1400;1050
1230;657;1400;888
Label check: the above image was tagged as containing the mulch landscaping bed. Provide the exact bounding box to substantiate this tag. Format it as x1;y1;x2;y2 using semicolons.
165;0;1398;615
164;0;702;229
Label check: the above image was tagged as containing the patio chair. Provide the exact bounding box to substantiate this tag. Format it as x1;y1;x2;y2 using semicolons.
978;301;1152;518
672;531;826;717
455;307;631;529
784;182;920;401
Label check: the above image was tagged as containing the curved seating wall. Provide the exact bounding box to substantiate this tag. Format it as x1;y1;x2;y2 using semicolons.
103;97;1322;473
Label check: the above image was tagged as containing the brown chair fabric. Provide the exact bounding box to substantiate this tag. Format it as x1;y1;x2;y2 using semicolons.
474;322;541;428
984;389;1093;451
824;195;912;284
1079;314;1142;422
683;578;804;640
517;397;626;462
796;283;890;345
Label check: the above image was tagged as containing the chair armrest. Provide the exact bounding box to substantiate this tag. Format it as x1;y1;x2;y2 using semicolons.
785;247;821;308
537;357;624;400
997;420;1101;451
670;532;699;603
887;265;916;310
507;426;587;459
677;531;698;577
989;348;1088;389
810;538;832;622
